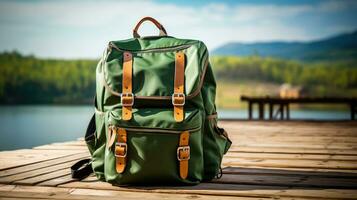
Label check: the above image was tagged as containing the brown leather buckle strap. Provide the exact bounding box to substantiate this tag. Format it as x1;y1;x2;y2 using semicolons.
133;17;167;38
122;52;133;121
173;52;185;122
177;131;190;179
115;128;127;173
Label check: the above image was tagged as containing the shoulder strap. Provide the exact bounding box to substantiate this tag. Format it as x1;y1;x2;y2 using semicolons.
71;159;92;180
71;113;96;180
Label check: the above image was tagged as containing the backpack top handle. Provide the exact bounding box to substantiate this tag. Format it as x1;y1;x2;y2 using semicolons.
133;17;167;38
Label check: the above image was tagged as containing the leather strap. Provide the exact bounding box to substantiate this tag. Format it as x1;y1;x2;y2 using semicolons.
173;52;185;122
122;52;133;121
177;131;190;179
71;114;95;180
71;159;93;180
115;128;127;173
133;17;167;38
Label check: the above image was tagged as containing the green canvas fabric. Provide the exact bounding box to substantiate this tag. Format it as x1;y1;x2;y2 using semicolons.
85;27;231;185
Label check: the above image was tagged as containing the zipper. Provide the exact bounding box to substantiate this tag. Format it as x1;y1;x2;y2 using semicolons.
109;42;193;54
108;125;201;135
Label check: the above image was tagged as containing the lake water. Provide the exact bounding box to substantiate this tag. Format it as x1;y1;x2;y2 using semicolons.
0;105;351;151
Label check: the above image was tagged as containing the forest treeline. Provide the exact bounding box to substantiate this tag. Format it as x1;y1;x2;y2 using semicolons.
0;52;97;103
0;51;356;104
211;56;357;89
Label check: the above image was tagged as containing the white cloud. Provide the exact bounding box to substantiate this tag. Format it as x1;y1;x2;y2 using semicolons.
0;0;356;58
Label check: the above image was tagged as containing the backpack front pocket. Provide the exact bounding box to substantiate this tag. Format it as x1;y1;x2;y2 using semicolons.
104;108;203;185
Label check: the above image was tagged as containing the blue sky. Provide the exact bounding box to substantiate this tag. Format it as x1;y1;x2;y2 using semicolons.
0;0;356;58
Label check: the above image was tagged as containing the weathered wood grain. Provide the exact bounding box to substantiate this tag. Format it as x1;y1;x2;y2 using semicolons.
59;181;357;199
0;184;263;200
0;149;87;170
229;146;357;155
224;152;357;161
0;152;88;177
222;167;357;177
0;156;88;184
223;157;357;169
0;121;356;199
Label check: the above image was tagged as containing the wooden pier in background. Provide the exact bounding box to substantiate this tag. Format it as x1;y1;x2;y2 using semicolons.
241;96;357;120
0;121;357;199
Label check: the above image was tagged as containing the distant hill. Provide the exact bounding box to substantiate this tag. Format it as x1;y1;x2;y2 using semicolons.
212;30;357;62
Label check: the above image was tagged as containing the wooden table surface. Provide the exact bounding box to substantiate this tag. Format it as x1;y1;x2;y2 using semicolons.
0;121;356;199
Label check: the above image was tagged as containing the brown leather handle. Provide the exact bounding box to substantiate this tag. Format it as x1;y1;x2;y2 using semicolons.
133;17;167;38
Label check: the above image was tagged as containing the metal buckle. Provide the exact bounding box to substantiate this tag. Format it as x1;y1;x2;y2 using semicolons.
177;146;190;161
115;142;127;157
121;93;134;106
172;93;185;106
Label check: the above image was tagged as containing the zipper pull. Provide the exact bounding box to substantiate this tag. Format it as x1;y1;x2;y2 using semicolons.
107;125;117;149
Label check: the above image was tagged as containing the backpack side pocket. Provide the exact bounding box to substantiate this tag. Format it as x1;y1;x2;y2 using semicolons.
85;114;96;155
203;112;231;180
89;108;107;181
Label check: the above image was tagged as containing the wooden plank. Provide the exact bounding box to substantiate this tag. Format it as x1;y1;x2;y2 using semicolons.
223;157;357;169
49;140;86;146
38;174;75;187
34;145;87;150
21;155;354;189
222;165;357;173
1;192;245;200
0;156;88;184
0;149;87;170
231;143;357;150
41;164;357;189
214;173;357;189
0;152;88;177
229;146;357;155
14;167;72;185
228;135;357;144
231;142;357;149
223;129;357;136
0;197;43;200
222;167;357;177
221;126;357;134
0;184;267;200
225;152;357;161
220;122;357;133
33;167;357;191
59;181;357;199
232;136;357;144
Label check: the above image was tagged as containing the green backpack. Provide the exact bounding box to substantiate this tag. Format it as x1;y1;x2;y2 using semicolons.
71;17;231;185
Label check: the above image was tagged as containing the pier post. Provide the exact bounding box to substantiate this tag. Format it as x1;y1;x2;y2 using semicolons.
351;103;356;120
286;103;290;120
279;104;284;120
269;103;273;120
248;102;253;120
259;102;264;120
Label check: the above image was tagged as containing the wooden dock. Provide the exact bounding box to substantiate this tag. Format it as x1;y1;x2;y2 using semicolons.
241;96;357;120
0;121;357;199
